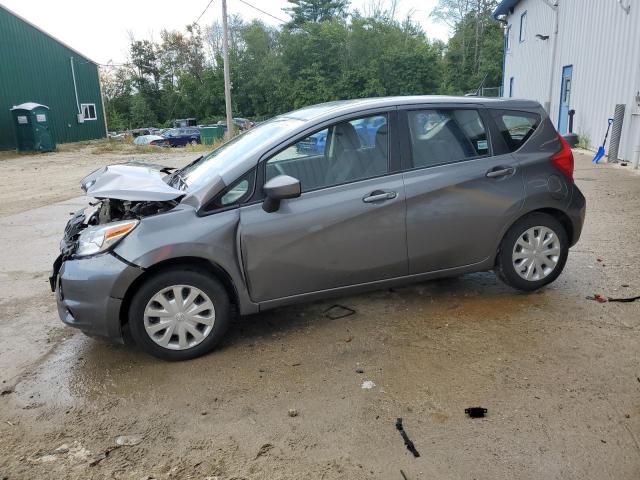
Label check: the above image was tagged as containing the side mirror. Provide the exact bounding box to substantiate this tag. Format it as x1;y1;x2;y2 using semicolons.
262;175;301;213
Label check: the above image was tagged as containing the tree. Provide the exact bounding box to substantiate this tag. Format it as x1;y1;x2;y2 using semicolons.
284;0;350;28
432;0;501;94
130;94;157;127
103;0;505;131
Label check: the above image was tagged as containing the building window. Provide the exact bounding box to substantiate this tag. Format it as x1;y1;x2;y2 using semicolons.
505;25;511;51
81;103;97;121
509;77;514;97
519;11;527;42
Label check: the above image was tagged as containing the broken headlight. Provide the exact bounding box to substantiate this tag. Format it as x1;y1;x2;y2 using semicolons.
76;220;139;257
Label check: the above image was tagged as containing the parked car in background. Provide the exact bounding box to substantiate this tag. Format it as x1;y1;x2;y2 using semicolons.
294;117;384;155
133;134;164;146
234;117;254;130
173;118;197;128
152;128;201;147
130;128;157;138
51;96;585;360
296;130;327;154
217;118;254;131
108;131;126;141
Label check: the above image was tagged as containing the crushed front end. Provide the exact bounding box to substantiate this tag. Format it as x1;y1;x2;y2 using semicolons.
50;164;184;342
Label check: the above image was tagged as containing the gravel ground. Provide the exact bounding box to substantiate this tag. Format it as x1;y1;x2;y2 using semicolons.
0;148;639;480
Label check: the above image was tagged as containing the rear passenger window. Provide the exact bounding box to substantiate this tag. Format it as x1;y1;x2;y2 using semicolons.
407;109;489;169
492;110;540;152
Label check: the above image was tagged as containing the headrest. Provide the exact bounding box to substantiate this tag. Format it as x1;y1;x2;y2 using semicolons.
333;122;361;151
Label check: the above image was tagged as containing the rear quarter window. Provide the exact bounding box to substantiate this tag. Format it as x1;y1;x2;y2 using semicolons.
491;110;541;152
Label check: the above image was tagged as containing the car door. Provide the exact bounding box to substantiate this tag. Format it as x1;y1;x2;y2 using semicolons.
239;111;408;303
177;129;188;146
400;105;525;274
165;129;179;146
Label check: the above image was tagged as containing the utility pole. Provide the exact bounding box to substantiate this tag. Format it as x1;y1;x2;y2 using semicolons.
221;0;234;138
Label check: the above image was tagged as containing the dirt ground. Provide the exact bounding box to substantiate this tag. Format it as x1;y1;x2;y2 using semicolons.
0;148;639;480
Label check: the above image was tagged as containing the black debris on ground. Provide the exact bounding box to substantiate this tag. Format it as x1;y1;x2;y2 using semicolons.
465;407;488;418
395;418;420;458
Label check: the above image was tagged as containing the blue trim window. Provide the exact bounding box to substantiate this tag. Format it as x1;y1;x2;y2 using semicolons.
509;77;514;97
519;11;527;42
505;25;511;51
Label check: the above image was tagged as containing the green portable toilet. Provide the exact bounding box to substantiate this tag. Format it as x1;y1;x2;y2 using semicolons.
199;126;225;145
10;102;55;152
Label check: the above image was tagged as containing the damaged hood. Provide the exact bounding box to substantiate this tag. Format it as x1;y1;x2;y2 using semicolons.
81;164;183;201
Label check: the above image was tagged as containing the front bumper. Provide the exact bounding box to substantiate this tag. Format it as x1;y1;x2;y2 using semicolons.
51;252;143;342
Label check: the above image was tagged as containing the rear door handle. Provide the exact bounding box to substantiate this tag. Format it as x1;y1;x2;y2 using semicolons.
486;166;515;178
363;190;397;203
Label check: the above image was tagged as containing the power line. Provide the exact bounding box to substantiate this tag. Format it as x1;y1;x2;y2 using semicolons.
236;0;289;24
98;0;289;69
194;0;217;25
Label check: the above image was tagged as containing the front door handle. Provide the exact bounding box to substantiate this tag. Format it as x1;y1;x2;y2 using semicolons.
486;166;515;178
363;190;397;203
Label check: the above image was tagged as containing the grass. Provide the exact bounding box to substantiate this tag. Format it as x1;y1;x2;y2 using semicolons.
577;132;591;150
1;138;224;160
58;137;224;155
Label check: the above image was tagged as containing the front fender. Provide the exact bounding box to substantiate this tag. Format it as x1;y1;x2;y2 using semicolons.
113;205;257;314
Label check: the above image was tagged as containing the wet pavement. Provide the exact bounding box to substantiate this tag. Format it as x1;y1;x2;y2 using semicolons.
0;150;639;479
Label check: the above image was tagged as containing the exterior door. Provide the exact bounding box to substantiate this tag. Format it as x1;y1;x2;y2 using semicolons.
558;65;573;134
400;107;525;274
239;112;408;303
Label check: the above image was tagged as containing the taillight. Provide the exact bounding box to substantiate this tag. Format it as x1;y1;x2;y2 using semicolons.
551;133;574;182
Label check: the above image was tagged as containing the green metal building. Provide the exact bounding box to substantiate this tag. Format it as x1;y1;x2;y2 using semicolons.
0;4;106;151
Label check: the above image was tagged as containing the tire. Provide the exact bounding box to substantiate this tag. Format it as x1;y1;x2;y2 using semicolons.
128;267;231;361
495;212;568;291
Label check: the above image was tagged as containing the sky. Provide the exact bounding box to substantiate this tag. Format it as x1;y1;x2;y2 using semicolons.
1;0;451;65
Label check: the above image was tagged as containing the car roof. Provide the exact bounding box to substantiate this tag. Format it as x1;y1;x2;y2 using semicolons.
283;96;542;122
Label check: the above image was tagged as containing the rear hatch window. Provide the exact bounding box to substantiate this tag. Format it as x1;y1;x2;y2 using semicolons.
491;110;541;152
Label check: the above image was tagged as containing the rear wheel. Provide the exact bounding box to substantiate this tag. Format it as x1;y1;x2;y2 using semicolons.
496;213;568;291
128;268;230;360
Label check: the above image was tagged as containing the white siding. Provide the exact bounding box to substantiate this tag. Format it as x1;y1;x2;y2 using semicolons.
502;0;640;161
503;1;555;102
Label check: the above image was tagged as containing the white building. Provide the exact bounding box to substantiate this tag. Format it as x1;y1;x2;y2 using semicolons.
493;0;640;161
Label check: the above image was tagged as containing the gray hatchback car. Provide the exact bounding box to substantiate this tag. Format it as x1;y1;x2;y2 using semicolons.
51;96;585;360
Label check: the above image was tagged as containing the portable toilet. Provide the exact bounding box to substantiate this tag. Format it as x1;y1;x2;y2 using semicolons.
10;102;55;152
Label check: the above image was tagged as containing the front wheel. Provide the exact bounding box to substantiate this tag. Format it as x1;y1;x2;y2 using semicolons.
496;213;568;291
128;268;230;360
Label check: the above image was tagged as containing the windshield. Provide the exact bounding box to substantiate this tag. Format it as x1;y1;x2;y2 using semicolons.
174;117;304;190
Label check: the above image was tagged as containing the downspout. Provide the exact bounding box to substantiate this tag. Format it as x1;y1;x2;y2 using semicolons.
97;66;109;137
543;0;559;115
494;16;507;97
69;57;81;114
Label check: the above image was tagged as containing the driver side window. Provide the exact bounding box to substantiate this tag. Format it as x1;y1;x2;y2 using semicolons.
265;114;389;192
